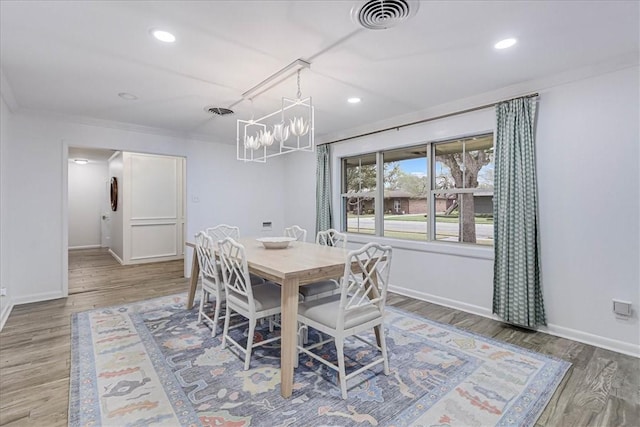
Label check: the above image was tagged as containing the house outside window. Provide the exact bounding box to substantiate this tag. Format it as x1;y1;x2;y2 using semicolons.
341;133;494;246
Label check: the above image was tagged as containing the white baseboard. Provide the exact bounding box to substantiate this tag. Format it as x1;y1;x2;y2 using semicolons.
108;249;124;265
389;285;494;318
388;285;639;359
12;290;65;305
69;244;101;250
540;323;640;358
0;296;14;331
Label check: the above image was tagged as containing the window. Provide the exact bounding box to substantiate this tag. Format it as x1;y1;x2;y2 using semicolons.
342;153;377;235
341;134;494;246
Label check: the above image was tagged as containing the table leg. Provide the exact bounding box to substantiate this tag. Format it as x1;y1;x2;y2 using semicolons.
186;247;200;310
280;277;299;398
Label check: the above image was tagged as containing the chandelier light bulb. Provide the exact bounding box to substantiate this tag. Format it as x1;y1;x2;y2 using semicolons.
244;134;261;150
273;123;290;143
289;117;309;137
259;129;275;147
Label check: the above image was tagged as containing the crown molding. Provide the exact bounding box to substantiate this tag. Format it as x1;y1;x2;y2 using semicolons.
13;107;228;145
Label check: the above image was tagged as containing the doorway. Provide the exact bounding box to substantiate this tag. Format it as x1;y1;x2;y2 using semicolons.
65;146;187;296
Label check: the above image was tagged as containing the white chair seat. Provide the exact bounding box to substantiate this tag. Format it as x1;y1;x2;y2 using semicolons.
227;282;281;312
298;280;339;299
298;294;382;330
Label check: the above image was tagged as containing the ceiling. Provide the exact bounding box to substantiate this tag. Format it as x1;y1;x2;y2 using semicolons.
1;1;638;145
68;147;115;163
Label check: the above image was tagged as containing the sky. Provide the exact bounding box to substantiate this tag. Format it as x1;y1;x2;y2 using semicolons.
398;158;427;175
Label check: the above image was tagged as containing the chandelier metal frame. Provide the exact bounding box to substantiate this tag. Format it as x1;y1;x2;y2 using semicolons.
236;59;315;163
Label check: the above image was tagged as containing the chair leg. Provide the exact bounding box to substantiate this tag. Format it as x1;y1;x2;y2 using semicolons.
221;307;231;349
375;324;390;375
211;295;222;337
197;289;206;324
335;339;348;400
244;319;256;371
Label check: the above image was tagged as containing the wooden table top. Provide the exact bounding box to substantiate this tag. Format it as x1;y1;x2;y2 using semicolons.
187;237;350;285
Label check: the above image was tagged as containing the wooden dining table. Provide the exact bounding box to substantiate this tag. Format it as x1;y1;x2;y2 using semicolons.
185;238;350;398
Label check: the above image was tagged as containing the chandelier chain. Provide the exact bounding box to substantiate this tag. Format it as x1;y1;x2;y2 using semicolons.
297;70;302;99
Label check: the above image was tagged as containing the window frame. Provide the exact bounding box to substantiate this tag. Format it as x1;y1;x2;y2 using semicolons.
340;132;494;247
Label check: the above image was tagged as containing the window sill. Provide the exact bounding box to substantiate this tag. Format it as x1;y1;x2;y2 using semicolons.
345;233;494;260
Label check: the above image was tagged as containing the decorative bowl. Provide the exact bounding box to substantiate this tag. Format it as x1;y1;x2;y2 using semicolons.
256;236;296;249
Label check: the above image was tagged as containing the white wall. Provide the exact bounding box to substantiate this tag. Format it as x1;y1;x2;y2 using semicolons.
535;66;639;353
288;66;640;357
68;161;108;248
283;150;317;240
1;112;286;305
0;96;12;329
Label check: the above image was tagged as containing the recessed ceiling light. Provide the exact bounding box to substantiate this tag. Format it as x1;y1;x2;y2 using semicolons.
347;97;361;104
73;159;89;165
151;29;176;43
118;92;138;101
494;38;517;50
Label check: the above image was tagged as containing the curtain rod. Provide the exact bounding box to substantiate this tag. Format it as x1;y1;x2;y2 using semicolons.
320;92;539;146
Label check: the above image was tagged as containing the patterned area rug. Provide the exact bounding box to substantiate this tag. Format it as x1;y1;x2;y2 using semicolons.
69;294;570;426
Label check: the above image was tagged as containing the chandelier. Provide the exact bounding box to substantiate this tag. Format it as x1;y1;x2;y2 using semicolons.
236;59;315;163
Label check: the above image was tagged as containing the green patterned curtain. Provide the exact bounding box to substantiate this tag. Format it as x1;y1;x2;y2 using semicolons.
315;144;333;235
493;97;546;328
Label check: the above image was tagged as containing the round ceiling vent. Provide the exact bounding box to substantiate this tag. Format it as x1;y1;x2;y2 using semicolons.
204;106;234;116
352;0;419;30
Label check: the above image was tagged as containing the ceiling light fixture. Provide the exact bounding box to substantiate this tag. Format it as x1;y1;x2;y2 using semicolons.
347;97;361;104
236;59;314;163
494;38;517;49
73;159;89;165
151;29;176;43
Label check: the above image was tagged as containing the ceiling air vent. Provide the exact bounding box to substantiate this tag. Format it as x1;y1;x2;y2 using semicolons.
352;0;419;30
205;106;234;116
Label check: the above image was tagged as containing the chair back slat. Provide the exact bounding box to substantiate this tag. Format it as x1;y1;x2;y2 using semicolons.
284;225;307;242
316;229;347;248
218;237;254;309
338;243;392;328
194;231;219;283
206;224;240;242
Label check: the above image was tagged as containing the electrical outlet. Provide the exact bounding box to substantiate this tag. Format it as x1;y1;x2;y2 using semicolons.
612;299;632;317
0;288;7;297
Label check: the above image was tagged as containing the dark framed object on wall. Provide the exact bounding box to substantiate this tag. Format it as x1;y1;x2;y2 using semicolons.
110;177;118;211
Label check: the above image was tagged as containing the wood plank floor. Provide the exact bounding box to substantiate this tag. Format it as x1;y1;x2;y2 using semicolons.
0;248;638;426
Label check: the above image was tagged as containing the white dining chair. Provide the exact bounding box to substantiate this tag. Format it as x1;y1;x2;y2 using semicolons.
315;229;348;247
206;224;240;241
194;231;226;337
219;237;283;370
206;224;264;286
296;242;392;399
284;225;307;242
